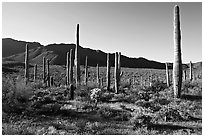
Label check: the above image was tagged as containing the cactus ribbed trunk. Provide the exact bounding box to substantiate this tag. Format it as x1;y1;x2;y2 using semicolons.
66;52;70;86
47;59;50;87
69;49;73;84
96;64;100;86
115;52;119;93
189;61;193;81
165;63;170;87
84;56;88;86
25;44;29;84
34;64;37;82
43;57;46;83
173;5;183;98
106;53;110;91
75;24;80;87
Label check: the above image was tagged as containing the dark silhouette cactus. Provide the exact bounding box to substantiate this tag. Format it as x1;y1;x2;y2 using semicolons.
25;43;29;84
183;70;187;81
69;49;74;84
106;53;110;91
75;24;80;87
173;5;183;98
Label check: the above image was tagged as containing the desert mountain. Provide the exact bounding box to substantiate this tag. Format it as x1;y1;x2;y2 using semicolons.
2;38;200;70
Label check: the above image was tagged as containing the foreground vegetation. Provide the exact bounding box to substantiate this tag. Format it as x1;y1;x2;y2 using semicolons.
2;65;202;135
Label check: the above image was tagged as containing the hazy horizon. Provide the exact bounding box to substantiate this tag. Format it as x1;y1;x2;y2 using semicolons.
2;2;202;63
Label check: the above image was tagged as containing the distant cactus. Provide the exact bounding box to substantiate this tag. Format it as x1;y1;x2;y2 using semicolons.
173;5;183;98
84;56;88;86
43;57;46;83
183;70;186;81
69;49;74;84
165;63;170;87
25;43;29;84
75;24;80;87
189;61;193;81
118;52;121;84
47;59;50;87
106;53;110;91
66;52;70;86
34;64;37;82
96;64;100;86
115;52;119;93
70;84;75;100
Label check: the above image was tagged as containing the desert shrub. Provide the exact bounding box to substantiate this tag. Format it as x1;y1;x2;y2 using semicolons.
2;76;34;114
182;80;202;95
130;107;154;130
2;123;35;135
145;80;168;93
98;106;131;121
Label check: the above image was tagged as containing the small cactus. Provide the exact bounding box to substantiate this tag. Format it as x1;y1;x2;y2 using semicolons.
173;5;183;98
50;76;54;86
106;53;110;91
118;52;121;84
25;43;29;84
43;56;46;83
183;70;187;81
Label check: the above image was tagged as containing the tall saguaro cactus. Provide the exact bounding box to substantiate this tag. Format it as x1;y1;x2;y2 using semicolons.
25;43;29;84
189;61;193;81
115;52;119;93
106;53;110;91
34;64;37;82
84;56;88;86
165;63;170;87
96;64;100;86
66;52;70;86
75;24;81;87
69;49;74;84
173;5;183;98
43;57;46;83
47;59;50;87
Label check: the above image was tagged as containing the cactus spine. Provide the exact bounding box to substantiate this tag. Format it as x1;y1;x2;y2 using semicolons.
47;59;50;87
173;5;183;98
84;56;88;86
34;64;37;82
115;52;119;93
69;49;74;84
75;24;80;87
106;53;110;91
43;57;46;83
96;64;100;86
189;61;193;81
66;52;70;86
25;43;29;84
165;63;170;87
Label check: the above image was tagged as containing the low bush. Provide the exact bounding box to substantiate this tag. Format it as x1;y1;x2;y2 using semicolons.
98;106;131;121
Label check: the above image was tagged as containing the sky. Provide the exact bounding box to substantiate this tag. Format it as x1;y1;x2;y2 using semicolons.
2;2;202;63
